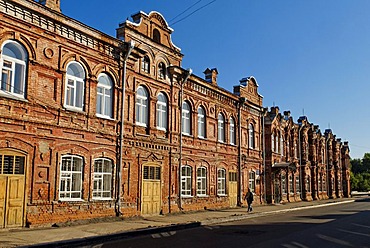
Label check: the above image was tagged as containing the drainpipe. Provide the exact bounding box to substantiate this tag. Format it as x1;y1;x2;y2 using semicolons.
325;137;330;197
117;40;135;216
178;68;192;210
237;97;246;206
262;108;267;203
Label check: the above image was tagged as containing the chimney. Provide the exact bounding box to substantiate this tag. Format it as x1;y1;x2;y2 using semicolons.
203;68;218;85
39;0;61;12
283;110;291;119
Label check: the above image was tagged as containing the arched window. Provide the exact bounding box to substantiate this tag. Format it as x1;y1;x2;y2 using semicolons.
158;62;166;79
156;92;167;130
153;28;161;43
181;165;192;196
276;133;279;153
93;158;113;199
217;168;226;195
229;117;235;145
289;175;294;193
182;101;191;135
280;134;284;156
60;155;83;200
65;62;85;110
218;113;225;142
1;40;28;98
272;134;275;152
248;123;255;149
141;56;150;73
197;106;206;138
96;73;113;118
281;173;287;194
136;86;149;126
197;167;207;196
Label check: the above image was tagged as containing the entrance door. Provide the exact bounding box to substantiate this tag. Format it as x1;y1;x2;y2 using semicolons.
0;153;26;228
142;165;161;215
229;172;237;207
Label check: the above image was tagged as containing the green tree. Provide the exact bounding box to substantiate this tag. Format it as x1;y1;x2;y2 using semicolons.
350;153;370;191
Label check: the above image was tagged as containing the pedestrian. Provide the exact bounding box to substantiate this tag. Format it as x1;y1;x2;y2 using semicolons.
245;188;254;212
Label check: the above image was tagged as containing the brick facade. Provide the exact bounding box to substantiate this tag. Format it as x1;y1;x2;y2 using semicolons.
0;0;350;228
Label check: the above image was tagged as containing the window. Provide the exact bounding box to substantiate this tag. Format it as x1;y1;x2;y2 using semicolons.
282;173;287;194
249;171;256;193
136;86;149;126
197;167;207;196
229;172;237;182
295;176;300;194
197;106;206;138
287;140;290;157
96;73;113;118
306;176;311;192
141;56;150;73
156;92;167;130
181;165;192;196
182;102;191;135
272;134;275;152
318;174;322;192
289;175;294;193
158;62;166;79
93;158;113;199
248;123;254;149
276;133;279;153
217;169;226;195
230;117;235;145
65;62;85;110
0;41;28;98
153;29;161;43
217;113;225;142
143;165;161;180
323;179;326;192
0;152;25;175
59;155;83;200
294;143;298;158
280;135;284;156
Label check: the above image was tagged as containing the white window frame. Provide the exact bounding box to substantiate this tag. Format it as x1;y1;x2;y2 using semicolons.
217;113;225;143
136;86;149;127
197;106;206;138
181;165;192;197
280;135;284;156
182;102;191;135
217;168;226;195
64;62;85;111
0;40;27;99
289;175;294;193
59;155;83;201
156;92;167;131
272;134;275;152
282;173;287;194
249;171;256;193
248;123;254;149
93;158;113;200
295;176;300;194
230;117;235;145
96;73;113;119
197;167;207;196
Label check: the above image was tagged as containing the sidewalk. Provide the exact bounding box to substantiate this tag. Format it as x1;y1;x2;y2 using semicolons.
0;197;356;248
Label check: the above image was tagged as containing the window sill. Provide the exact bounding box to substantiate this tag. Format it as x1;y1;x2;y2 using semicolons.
181;195;193;198
196;195;209;198
217;194;227;197
136;122;148;128
64;106;85;113
96;114;115;120
58;198;84;202
0;91;27;102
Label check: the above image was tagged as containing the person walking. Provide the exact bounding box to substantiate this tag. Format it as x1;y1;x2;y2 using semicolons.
245;188;254;212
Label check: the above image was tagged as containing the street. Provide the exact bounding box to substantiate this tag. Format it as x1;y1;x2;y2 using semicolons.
83;198;370;248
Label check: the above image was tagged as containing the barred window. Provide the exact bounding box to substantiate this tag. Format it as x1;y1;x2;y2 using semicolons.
0;153;25;175
229;172;237;182
249;171;256;193
143;166;161;180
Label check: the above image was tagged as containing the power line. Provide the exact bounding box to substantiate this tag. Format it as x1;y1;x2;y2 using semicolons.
168;0;203;23
170;0;217;26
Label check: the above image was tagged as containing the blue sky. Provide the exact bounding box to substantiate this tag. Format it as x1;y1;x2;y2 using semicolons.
61;0;370;159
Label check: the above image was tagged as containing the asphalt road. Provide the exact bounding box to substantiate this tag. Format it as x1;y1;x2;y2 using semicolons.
82;198;370;248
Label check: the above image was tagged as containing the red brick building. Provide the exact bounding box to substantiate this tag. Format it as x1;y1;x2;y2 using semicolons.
0;0;350;228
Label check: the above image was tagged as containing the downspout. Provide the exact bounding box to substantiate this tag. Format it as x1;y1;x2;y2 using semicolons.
178;68;192;210
262;108;266;203
237;97;246;206
326;137;330;197
117;40;135;216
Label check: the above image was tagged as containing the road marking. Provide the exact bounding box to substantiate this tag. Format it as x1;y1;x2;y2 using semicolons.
317;234;354;247
351;223;370;229
151;231;177;239
338;228;370;237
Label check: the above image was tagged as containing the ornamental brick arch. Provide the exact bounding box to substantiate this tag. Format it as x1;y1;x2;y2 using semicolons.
92;64;119;87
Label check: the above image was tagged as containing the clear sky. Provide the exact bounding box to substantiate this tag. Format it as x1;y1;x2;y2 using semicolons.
60;0;370;159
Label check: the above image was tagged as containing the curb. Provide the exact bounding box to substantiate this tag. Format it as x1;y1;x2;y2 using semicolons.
22;222;201;248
